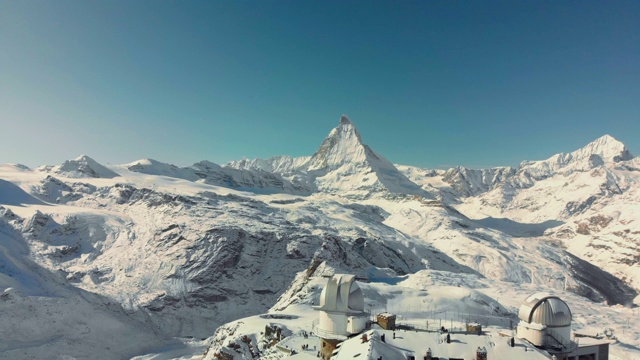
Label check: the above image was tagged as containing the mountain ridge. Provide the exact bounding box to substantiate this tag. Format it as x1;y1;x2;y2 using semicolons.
2;117;640;359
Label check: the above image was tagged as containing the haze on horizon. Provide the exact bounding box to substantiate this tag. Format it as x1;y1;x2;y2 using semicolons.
1;1;638;169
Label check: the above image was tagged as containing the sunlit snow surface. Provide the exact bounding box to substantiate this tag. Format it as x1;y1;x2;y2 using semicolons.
1;127;640;359
200;274;640;360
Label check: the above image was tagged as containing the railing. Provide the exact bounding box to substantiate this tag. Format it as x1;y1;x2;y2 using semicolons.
394;322;470;334
368;306;518;330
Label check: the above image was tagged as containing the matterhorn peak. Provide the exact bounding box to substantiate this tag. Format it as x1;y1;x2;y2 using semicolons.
307;115;366;172
74;154;94;162
305;115;430;198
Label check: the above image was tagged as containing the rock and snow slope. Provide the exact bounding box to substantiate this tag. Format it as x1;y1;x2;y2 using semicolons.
123;158;310;194
304;115;429;198
227;115;430;199
0;204;172;359
396;134;640;294
37;155;120;179
1;116;639;359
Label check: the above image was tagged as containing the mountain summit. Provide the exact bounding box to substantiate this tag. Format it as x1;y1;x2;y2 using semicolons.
306;115;430;198
576;134;633;163
38;155;120;179
517;134;634;181
307;115;366;172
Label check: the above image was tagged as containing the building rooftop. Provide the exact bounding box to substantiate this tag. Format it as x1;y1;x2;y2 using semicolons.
377;312;396;318
331;328;553;360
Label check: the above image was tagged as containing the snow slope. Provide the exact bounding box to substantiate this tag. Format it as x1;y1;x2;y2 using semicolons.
0;205;174;359
1;116;639;359
304;116;430;199
203;270;640;360
123;158;311;195
38;155;120;179
227;115;431;199
401;134;640;298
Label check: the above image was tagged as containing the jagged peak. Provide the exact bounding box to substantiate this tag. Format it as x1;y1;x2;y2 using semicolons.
73;154;96;163
334;114;361;141
304;115;429;198
192;160;224;171
585;134;623;148
575;134;633;163
126;158;188;171
307;115;366;171
226;155;310;173
340;114;352;125
598;134;616;142
517;134;634;179
53;155;119;178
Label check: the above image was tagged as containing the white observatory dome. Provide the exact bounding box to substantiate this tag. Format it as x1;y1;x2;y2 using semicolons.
314;274;368;340
318;274;364;313
518;293;572;327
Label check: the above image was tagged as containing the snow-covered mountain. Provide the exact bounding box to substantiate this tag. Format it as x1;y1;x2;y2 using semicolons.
402;134;640;295
37;155;120;179
305;115;430;198
1;117;640;359
404;134;635;199
122;158;311;194
227;115;430;199
227;155;311;175
518;134;633;179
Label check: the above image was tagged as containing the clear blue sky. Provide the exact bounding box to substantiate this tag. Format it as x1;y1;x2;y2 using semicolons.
1;1;639;169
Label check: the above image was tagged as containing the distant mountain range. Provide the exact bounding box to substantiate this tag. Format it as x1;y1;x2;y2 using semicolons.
1;115;639;358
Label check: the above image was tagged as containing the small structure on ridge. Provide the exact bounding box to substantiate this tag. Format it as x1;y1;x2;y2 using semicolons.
376;312;396;330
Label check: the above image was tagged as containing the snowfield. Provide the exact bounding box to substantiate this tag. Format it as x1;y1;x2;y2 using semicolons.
1;116;639;359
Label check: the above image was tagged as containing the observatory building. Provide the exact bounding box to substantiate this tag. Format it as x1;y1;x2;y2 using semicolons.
517;292;574;352
313;274;368;359
517;292;610;360
301;288;610;360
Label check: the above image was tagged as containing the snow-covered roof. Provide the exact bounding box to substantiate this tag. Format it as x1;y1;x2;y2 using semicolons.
518;293;572;327
315;274;364;313
377;312;396;319
332;329;551;360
